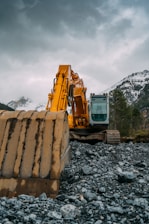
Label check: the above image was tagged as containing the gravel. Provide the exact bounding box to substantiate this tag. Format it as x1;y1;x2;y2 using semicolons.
0;141;149;223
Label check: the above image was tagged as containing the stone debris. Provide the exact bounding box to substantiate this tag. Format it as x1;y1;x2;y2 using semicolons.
0;141;149;223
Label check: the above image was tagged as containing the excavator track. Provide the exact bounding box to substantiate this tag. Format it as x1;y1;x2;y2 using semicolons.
0;110;70;198
105;130;120;144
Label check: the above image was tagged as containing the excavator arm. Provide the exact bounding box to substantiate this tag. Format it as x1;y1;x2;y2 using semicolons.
46;65;89;129
46;65;71;112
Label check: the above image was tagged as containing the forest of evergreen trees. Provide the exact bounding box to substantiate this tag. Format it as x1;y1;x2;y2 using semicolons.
109;89;149;139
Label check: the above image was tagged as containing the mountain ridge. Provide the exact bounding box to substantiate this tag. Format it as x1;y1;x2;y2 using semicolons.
106;70;149;105
7;96;46;111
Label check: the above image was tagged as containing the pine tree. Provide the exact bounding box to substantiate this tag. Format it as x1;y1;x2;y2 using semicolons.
109;89;131;136
131;107;142;131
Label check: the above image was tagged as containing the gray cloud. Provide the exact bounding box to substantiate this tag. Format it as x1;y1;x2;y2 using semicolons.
24;0;104;35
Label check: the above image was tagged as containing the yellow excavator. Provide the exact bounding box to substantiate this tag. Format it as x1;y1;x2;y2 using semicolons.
0;65;120;198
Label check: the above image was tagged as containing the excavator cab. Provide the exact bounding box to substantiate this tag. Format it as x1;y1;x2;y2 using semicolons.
89;93;109;130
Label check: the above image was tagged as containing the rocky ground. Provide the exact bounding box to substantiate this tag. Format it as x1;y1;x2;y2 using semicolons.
0;141;149;224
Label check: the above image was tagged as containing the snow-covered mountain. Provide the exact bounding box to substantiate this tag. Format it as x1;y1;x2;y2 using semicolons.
105;70;149;104
7;96;46;111
4;70;149;111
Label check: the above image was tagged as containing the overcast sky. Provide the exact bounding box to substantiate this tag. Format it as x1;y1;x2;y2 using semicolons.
0;0;149;104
